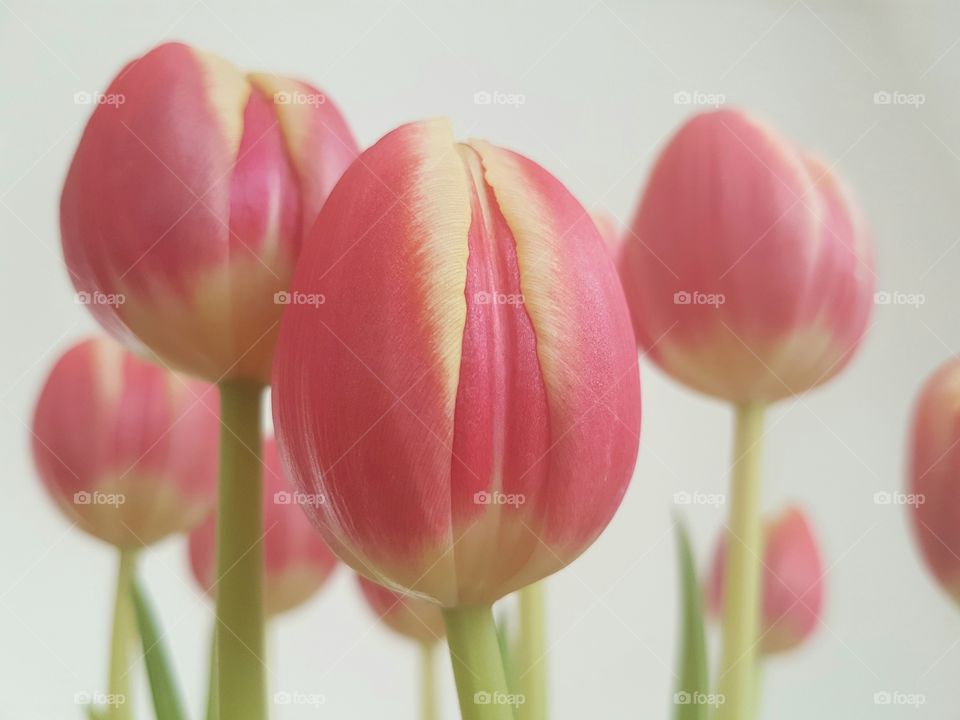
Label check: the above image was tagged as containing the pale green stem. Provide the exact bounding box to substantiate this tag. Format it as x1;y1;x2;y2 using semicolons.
107;548;138;720
715;403;766;720
206;623;219;720
420;642;438;720
516;583;546;720
215;381;266;720
443;605;514;720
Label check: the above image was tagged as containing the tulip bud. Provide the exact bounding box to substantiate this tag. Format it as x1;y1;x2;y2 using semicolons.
356;575;446;645
273;118;640;607
908;358;960;604
188;438;337;616
31;337;218;547
619;109;874;403
61;42;359;383
707;506;824;654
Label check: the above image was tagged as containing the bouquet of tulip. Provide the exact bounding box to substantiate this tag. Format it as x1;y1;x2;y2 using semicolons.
29;39;949;720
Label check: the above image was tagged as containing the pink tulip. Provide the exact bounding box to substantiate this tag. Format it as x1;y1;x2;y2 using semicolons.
909;358;960;604
188;438;337;616
619;109;874;403
61;41;358;383
273;118;640;607
31;337;218;547
707;506;824;654
356;575;446;645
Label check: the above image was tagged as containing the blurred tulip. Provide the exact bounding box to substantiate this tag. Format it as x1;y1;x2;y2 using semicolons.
273;118;640;608
189;438;337;616
31;336;218;548
909;358;960;605
619;108;874;404
61;41;358;383
707;506;824;654
357;575;445;645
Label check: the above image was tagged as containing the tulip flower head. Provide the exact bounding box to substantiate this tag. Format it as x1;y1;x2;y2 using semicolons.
619;109;874;403
273;119;641;607
31;337;218;548
61;42;358;383
356;575;446;645
909;358;960;605
188;438;337;616
707;506;824;654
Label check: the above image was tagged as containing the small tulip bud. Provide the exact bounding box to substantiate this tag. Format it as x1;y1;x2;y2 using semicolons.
188;438;337;616
356;575;445;645
707;506;824;654
31;337;218;547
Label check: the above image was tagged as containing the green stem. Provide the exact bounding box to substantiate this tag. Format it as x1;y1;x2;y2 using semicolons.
206;623;219;720
715;403;766;720
516;583;546;720
420;642;438;720
215;381;266;720
107;548;138;720
443;605;514;720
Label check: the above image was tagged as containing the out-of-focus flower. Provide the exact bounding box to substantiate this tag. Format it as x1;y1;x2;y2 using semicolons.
188;438;337;616
909;358;960;605
61;41;358;383
356;575;445;645
619;108;874;403
32;337;218;547
707;506;824;654
273;118;640;607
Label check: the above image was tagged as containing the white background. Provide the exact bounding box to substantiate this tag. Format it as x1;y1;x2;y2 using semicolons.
2;0;959;717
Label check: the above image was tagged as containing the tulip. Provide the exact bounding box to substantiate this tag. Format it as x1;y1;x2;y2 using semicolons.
61;41;359;719
619;108;874;405
273;118;640;719
909;358;960;605
31;336;219;720
357;575;446;645
357;575;445;720
32;336;218;547
618;109;872;720
61;41;358;384
188;438;338;616
707;506;824;655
